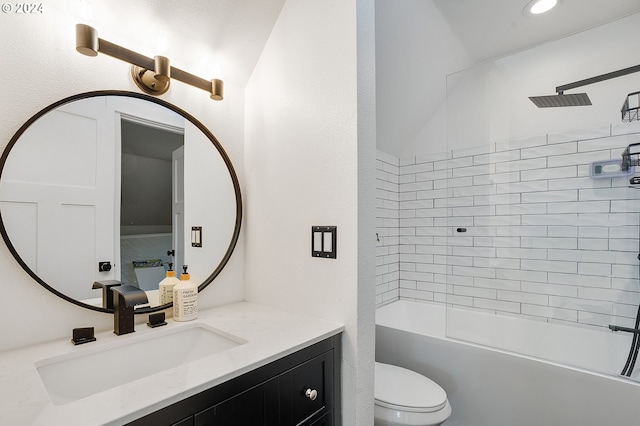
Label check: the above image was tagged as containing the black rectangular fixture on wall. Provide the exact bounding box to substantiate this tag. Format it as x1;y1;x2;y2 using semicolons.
312;226;337;259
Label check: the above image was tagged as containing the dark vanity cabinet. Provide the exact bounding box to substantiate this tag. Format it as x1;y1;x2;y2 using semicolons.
127;334;341;426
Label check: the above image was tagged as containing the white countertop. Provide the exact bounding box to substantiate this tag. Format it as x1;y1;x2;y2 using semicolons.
0;302;344;425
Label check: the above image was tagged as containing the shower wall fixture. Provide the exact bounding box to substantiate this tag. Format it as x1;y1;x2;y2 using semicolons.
75;24;224;100
529;63;640;117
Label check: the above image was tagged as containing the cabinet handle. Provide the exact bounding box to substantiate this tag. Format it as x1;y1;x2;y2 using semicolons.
305;388;318;401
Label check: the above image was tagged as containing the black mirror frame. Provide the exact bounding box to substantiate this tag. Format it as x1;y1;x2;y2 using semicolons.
0;90;243;314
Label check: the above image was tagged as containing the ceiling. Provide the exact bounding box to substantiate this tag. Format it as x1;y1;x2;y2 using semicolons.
432;0;640;63
93;1;640;158
375;0;640;157
121;119;183;161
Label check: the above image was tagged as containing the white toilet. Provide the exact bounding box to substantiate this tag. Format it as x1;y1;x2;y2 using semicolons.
374;362;452;426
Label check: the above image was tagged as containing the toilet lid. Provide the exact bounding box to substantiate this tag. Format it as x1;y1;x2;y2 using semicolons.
375;362;447;413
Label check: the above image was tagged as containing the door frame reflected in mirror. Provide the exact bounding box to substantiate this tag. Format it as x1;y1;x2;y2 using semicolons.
119;116;185;299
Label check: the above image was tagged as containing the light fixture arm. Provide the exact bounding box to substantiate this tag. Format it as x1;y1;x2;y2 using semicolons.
555;64;640;94
75;24;223;101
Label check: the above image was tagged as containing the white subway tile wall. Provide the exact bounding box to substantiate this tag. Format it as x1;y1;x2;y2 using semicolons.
376;125;640;330
376;151;400;305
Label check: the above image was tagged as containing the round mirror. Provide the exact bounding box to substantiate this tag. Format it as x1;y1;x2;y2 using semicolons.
0;91;242;313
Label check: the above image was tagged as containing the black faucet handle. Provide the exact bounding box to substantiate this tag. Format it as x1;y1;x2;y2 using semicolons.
71;327;96;345
147;312;167;328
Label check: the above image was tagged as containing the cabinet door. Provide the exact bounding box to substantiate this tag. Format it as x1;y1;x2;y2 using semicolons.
279;350;334;426
194;378;279;426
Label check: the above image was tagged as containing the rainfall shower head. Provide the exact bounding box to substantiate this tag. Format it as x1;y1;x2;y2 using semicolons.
530;63;640;109
529;92;592;108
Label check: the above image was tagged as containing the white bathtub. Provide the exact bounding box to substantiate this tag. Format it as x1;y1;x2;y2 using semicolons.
376;300;640;426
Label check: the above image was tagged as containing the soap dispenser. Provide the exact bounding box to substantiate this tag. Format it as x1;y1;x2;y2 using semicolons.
159;263;180;305
173;265;198;321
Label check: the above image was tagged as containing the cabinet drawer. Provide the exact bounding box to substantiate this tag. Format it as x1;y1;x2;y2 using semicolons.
280;350;334;426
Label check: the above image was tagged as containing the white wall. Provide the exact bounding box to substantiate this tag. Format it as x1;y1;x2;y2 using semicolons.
447;13;640;156
374;0;472;158
0;1;245;351
244;0;376;424
391;11;640;160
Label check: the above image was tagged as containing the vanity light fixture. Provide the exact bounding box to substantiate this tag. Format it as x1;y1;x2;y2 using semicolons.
75;24;224;100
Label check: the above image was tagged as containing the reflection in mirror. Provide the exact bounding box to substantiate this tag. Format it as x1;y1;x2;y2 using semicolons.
119;118;184;300
0;92;241;313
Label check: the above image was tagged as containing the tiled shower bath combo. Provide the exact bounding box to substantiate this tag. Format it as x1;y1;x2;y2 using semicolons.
378;125;640;330
375;124;640;425
376;119;640;376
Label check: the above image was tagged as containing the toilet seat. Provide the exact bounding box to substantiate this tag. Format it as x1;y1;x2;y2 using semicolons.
375;362;447;414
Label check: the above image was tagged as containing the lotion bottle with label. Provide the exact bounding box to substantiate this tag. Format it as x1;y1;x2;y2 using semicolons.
159;263;180;305
173;265;198;321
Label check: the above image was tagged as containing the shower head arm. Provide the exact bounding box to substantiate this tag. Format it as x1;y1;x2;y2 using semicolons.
555;64;640;94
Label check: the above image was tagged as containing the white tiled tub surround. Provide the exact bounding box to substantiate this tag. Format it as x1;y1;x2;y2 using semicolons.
377;122;640;331
376;151;400;305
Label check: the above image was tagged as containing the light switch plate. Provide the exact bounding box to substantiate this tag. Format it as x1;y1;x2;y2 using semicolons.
312;226;337;259
191;226;202;247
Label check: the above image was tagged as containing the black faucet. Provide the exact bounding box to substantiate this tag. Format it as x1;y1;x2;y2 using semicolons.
111;285;149;335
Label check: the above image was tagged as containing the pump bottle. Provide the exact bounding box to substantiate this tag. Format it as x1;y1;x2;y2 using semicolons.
159;263;180;305
173;265;198;321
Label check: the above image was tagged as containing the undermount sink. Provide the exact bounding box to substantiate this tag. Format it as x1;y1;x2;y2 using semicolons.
35;323;246;405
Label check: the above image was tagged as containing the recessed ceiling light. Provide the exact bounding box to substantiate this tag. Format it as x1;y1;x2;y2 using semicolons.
524;0;558;15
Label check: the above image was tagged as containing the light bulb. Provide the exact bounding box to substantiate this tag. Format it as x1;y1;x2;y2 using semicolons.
528;0;557;15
